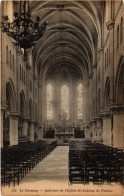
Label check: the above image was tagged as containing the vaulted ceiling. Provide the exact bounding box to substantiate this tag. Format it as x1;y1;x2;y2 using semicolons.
29;1;104;81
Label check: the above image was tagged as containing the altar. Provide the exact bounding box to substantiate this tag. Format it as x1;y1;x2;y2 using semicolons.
55;126;74;145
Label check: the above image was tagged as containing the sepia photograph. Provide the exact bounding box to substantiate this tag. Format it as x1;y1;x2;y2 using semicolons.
0;0;124;195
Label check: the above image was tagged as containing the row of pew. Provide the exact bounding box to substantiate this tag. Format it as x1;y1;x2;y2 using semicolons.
68;140;124;184
1;140;57;186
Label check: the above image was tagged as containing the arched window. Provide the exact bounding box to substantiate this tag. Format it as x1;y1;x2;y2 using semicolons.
6;45;8;65
77;83;83;119
117;25;119;48
61;85;69;120
120;17;123;44
47;84;53;120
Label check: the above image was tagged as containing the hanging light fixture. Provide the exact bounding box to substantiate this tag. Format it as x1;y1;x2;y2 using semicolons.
1;1;48;55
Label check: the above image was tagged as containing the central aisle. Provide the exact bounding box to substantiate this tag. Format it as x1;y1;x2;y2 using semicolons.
20;146;69;184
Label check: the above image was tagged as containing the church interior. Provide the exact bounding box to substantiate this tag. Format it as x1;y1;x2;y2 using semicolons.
1;0;124;187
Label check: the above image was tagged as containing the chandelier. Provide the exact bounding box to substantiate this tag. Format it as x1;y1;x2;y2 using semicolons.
1;1;48;54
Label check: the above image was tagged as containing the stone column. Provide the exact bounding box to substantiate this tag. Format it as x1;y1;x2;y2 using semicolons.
29;120;34;141
102;113;112;146
9;112;19;146
22;117;29;137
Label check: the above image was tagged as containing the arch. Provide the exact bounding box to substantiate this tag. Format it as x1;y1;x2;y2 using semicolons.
6;79;16;111
105;77;110;110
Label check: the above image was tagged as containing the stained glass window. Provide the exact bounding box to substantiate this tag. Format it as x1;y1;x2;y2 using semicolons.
47;84;52;120
77;83;83;119
61;85;69;120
